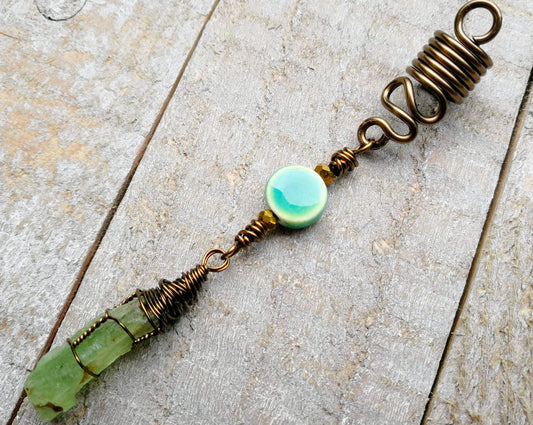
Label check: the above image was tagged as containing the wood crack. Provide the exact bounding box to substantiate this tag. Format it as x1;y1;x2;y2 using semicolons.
420;65;533;424
6;0;221;423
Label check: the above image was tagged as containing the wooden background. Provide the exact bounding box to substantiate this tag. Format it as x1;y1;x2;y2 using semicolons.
1;0;531;424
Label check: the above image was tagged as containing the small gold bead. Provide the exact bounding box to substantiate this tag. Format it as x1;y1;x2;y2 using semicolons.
314;164;335;185
258;210;278;230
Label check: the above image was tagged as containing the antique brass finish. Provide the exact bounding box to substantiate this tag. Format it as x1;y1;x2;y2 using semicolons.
357;0;502;148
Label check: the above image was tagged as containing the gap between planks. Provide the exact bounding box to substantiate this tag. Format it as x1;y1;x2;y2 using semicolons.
420;65;533;424
6;1;221;423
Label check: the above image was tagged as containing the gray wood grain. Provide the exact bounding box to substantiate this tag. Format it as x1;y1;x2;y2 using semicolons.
0;0;213;421
425;96;533;424
8;0;533;424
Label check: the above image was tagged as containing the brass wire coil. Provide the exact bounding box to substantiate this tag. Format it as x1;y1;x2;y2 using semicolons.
137;263;210;331
223;217;274;259
235;218;270;248
329;140;384;177
134;248;230;333
329;147;359;177
357;0;502;148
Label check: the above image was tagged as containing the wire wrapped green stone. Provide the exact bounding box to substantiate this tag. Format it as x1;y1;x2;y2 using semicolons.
24;299;154;422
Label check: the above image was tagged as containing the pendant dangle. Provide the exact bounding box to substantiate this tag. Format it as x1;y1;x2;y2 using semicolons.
24;1;503;421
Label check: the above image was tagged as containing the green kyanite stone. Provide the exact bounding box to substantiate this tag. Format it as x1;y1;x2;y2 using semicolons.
265;165;328;229
25;299;155;422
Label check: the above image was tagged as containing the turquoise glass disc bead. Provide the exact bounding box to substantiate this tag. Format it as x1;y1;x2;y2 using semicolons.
265;165;328;229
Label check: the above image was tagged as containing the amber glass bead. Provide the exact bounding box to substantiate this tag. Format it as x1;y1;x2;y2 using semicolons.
258;209;278;229
314;164;336;185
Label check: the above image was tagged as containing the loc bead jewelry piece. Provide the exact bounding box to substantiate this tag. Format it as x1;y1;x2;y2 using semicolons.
24;0;503;421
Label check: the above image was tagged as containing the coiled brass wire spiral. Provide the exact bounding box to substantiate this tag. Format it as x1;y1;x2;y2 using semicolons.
235;219;270;248
329;147;359;177
223;211;277;259
137;263;209;332
354;0;502;152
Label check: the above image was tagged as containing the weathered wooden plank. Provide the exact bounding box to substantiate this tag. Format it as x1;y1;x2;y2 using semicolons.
425;93;533;424
0;0;214;421
13;0;533;424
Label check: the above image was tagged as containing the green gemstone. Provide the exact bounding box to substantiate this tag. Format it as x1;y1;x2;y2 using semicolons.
25;299;155;422
265;165;328;229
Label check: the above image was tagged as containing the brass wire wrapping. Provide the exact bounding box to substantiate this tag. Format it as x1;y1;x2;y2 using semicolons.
329;147;359;177
234;218;270;249
333;0;502;175
223;212;277;260
137;262;210;332
67;308;138;378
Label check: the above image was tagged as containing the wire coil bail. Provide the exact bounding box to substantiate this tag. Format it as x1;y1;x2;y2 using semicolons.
356;0;502;149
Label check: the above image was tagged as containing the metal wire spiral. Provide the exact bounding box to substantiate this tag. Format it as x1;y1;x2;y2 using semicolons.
231;219;271;252
357;0;502;148
329;147;359;177
137;263;209;332
223;212;277;259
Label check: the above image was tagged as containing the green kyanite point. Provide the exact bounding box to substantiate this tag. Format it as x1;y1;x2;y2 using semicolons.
265;165;328;229
24;299;155;422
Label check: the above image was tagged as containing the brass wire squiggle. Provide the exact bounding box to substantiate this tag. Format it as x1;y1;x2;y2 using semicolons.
357;0;502;148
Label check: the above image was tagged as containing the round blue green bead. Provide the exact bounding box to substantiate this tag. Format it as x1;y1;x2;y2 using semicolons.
265;165;328;229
